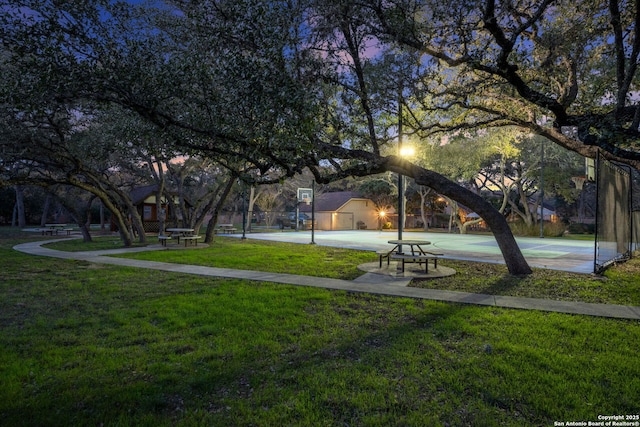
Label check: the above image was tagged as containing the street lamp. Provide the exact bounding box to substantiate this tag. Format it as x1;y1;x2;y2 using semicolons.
400;146;415;157
396;80;415;253
379;210;386;231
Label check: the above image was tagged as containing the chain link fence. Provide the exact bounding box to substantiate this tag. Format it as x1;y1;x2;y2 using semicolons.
595;152;640;273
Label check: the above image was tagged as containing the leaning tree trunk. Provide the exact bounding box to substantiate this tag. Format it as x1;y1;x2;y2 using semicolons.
122;200;146;243
418;186;432;231
204;177;236;243
40;194;52;227
14;185;26;228
403;163;532;275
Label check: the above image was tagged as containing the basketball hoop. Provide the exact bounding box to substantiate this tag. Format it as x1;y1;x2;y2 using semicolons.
572;176;587;191
297;188;312;204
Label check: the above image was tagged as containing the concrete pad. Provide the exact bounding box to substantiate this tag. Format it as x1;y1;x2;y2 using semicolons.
356;261;457;279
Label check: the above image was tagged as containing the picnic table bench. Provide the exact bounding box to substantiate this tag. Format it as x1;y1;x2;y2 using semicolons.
158;235;172;246
377;249;394;267
390;253;441;273
37;224;69;236
180;235;202;247
378;239;443;273
158;234;202;247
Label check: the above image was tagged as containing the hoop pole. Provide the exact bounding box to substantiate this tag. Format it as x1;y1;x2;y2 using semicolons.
311;180;316;245
594;150;600;274
539;138;544;238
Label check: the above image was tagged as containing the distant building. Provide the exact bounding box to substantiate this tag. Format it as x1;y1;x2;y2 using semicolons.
535;206;559;222
299;191;378;230
127;184;189;233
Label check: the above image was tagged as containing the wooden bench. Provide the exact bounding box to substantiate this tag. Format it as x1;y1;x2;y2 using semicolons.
37;228;55;236
63;228;73;235
158;235;172;246
180;235;202;247
390;253;442;273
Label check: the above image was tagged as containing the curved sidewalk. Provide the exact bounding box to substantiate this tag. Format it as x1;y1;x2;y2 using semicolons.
13;239;640;320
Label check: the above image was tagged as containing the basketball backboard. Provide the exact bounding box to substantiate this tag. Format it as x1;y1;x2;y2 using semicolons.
297;188;312;203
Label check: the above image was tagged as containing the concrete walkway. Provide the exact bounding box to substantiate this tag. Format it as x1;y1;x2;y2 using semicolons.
13;239;640;320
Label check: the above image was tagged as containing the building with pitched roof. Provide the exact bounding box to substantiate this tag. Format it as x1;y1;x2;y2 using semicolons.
298;191;379;230
129;184;190;233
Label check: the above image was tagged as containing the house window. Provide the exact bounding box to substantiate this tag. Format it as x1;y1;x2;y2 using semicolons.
143;205;153;220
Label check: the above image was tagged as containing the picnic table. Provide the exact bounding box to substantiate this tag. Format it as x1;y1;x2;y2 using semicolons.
164;228;202;247
214;224;237;234
377;239;442;273
42;224;70;235
387;239;431;255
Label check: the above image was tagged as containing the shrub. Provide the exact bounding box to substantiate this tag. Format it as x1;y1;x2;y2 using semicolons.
510;221;567;237
567;223;596;234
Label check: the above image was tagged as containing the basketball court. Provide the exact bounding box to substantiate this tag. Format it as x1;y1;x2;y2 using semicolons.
238;230;595;274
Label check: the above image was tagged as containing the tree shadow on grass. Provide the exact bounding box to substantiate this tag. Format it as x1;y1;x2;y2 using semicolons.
411;260;529;297
4;283;635;426
477;273;528;296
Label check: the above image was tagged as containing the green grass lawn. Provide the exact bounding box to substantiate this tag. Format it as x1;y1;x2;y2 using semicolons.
2;229;639;426
47;235;640;306
49;236;377;281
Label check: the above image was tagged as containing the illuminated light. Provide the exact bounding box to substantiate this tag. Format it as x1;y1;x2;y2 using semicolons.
399;146;415;157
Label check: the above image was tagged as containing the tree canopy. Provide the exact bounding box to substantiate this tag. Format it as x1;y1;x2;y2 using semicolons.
371;0;640;168
4;0;638;274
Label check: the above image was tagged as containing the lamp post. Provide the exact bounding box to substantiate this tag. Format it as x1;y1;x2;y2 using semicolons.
397;145;415;253
539;137;544;238
397;84;404;253
398;172;404;248
310;180;316;245
396;81;415;253
241;182;247;240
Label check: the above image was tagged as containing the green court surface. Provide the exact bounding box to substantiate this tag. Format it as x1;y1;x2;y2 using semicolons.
239;230;595;273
